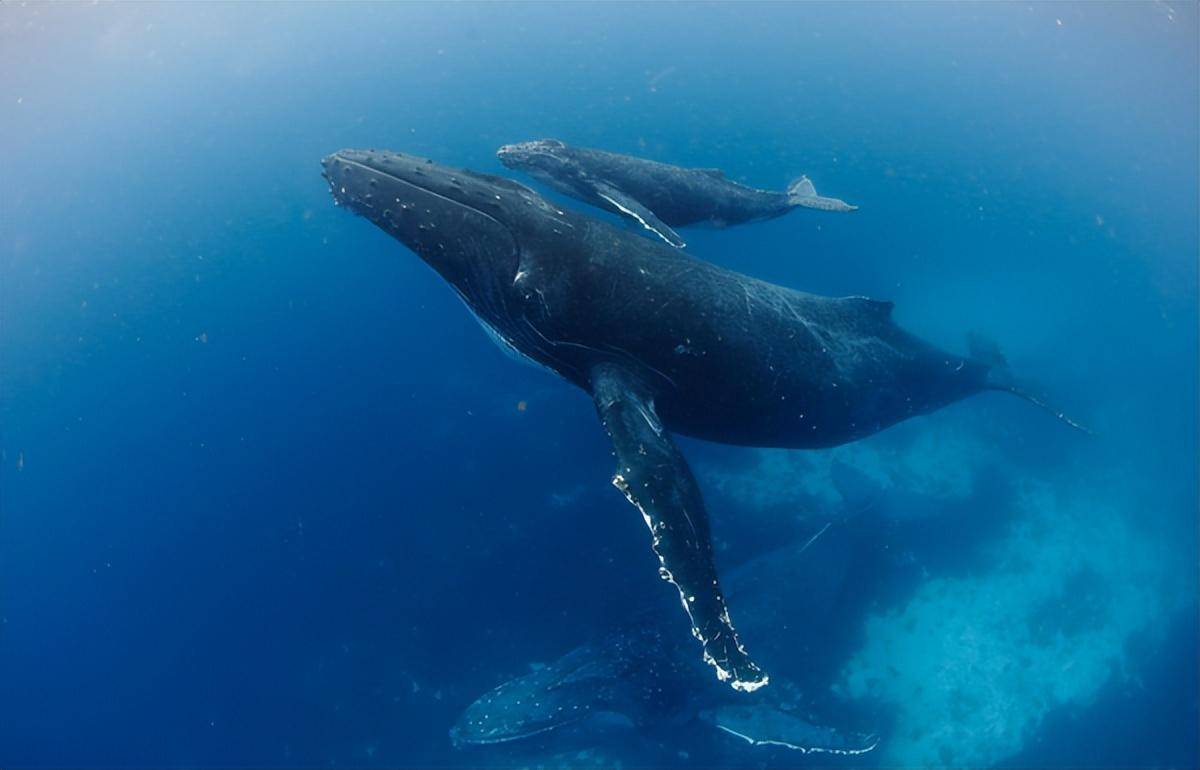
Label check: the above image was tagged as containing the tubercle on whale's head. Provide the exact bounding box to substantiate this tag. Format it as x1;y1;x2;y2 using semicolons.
321;148;570;289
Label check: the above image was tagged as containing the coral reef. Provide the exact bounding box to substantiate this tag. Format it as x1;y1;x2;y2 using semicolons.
834;479;1180;767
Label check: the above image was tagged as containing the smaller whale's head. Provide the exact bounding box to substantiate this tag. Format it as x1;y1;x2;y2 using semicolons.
496;139;575;182
322;148;571;297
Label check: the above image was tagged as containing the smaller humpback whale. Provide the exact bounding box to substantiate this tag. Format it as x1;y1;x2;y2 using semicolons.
321;148;1085;694
496;138;856;248
450;524;878;758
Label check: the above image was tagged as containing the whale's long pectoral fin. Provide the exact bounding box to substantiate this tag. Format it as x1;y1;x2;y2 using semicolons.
590;363;767;693
702;704;879;756
591;181;687;248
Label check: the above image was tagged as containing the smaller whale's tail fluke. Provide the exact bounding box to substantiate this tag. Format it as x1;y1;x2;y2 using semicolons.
787;176;858;212
969;332;1094;436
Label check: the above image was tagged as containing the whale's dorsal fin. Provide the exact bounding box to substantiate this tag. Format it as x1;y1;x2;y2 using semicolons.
843;296;894;321
697;167;726;179
591;181;686;249
590;362;767;693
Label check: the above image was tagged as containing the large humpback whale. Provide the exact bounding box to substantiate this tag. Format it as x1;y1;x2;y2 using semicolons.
497;139;856;248
321;148;1082;693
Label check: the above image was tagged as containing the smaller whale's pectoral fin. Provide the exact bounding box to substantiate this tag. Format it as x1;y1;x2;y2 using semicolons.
787;175;858;212
592;182;687;248
590;363;767;693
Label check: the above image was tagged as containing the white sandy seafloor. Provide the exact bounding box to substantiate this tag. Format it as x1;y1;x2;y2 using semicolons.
704;410;1190;768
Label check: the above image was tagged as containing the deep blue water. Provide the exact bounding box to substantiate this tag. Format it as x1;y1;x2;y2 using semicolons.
2;3;1197;768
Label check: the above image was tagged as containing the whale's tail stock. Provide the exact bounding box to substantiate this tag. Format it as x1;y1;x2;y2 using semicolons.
787;176;858;212
968;332;1094;436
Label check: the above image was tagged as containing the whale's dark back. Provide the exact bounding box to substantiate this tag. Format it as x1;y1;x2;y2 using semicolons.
564;145;791;226
512;212;992;448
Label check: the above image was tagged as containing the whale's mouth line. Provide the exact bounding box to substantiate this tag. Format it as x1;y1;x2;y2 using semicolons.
450;717;579;747
332;156;509;234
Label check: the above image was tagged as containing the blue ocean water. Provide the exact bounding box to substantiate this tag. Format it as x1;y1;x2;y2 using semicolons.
1;3;1196;768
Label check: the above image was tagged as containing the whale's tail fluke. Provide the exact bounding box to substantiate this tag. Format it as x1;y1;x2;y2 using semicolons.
969;332;1094;436
787;176;858;212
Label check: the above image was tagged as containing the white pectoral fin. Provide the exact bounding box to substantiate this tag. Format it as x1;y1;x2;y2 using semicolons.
704;704;879;756
589;362;767;692
593;183;686;248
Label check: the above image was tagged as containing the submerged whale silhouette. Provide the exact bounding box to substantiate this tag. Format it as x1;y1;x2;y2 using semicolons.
450;523;878;757
321;148;1083;692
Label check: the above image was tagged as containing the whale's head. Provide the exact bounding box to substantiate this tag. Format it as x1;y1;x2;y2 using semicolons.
448;660;622;749
322;148;570;294
448;629;670;750
497;138;569;169
496;139;580;189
